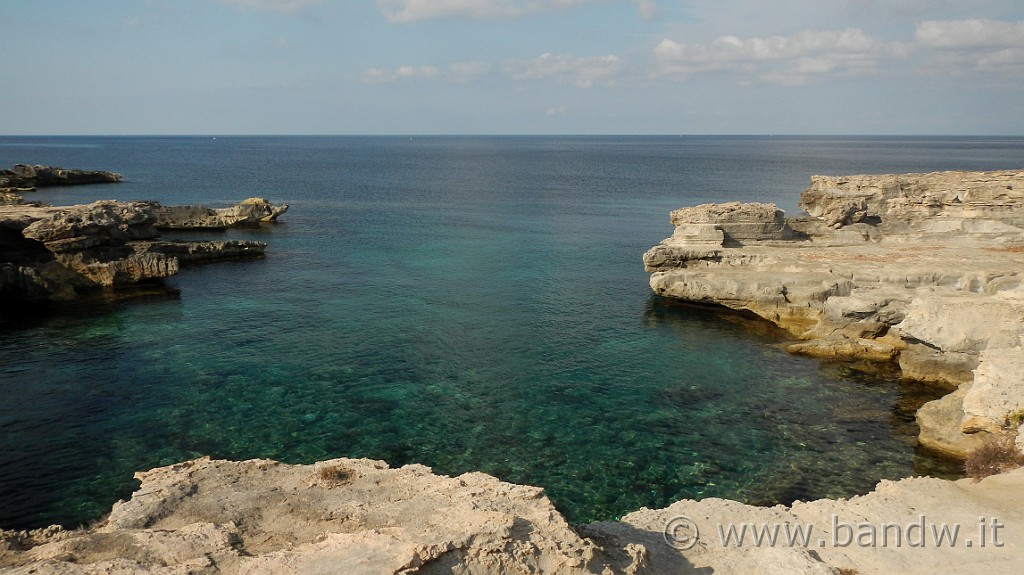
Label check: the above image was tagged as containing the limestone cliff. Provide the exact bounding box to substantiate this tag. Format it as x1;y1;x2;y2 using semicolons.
801;170;1024;230
643;169;1024;458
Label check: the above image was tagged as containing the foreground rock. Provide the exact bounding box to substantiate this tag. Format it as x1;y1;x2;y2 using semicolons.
1;190;37;206
0;458;643;575
0;199;273;303
599;467;1024;575
643;170;1024;458
2;457;1021;574
0;164;121;190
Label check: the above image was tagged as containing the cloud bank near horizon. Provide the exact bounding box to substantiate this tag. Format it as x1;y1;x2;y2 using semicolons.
2;1;1022;134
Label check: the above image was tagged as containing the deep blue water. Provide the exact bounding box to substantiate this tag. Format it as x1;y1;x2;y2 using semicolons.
1;136;1021;529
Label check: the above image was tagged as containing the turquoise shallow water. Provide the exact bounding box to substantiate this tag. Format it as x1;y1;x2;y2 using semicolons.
2;136;1021;529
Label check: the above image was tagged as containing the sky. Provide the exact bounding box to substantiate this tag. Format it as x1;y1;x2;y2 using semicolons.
2;0;1023;135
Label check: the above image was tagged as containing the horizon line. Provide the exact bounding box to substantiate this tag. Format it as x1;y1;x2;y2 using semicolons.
3;133;1024;139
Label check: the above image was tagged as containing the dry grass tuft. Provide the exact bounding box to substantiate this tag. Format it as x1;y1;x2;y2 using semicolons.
965;437;1024;480
1006;408;1024;428
316;464;357;486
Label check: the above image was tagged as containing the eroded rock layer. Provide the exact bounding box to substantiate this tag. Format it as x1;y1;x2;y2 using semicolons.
643;170;1024;458
0;198;275;302
154;198;289;229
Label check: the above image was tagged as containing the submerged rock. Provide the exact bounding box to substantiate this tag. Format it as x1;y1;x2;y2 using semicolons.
643;169;1024;458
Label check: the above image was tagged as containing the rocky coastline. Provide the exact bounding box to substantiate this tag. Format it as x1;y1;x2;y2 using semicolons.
2;457;1021;574
644;169;1024;459
1;164;122;190
3;169;1023;574
0;165;288;304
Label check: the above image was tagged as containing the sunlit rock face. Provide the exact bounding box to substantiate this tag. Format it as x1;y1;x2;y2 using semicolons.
644;170;1024;458
154;198;289;229
4;456;1023;575
1;198;274;302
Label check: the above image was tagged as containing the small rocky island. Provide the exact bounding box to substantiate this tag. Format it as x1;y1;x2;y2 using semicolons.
0;165;288;304
3;170;1023;574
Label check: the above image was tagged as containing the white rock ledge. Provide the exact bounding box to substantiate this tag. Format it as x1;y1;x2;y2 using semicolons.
2;457;1022;574
644;170;1024;459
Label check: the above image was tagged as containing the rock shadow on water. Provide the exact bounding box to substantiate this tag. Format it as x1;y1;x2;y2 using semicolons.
641;293;964;506
643;295;797;344
0;285;182;328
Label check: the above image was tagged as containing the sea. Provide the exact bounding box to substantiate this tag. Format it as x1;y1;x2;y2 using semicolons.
1;135;1022;529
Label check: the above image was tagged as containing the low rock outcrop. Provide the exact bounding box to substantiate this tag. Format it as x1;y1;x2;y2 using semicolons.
0;199;272;303
0;166;284;302
0;457;645;575
1;190;37;205
136;240;267;264
3;457;1022;574
668;202;795;246
643;170;1024;458
154;198;289;229
0;164;121;189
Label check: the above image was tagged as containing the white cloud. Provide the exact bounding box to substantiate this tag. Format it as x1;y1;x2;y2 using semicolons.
916;19;1024;49
915;19;1024;74
653;28;906;85
361;62;493;84
362;65;441;83
360;68;392;84
508;53;624;88
376;0;595;23
847;0;955;19
546;104;567;116
398;65;440;78
448;61;492;81
220;0;323;13
634;0;657;20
